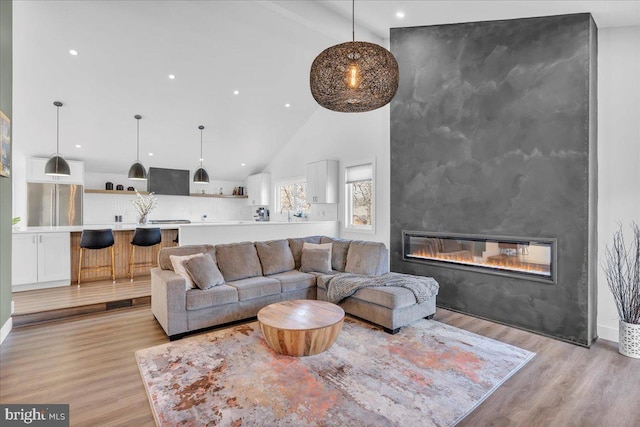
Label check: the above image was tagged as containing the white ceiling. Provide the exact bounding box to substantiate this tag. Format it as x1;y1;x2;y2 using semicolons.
13;1;640;181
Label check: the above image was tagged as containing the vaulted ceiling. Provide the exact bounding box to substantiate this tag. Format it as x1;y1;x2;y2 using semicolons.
12;1;640;180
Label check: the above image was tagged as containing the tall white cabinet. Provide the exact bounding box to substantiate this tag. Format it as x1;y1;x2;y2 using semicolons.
12;232;71;291
247;173;271;206
306;160;338;204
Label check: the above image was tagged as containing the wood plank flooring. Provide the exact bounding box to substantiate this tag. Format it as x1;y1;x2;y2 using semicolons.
11;277;151;327
1;307;639;427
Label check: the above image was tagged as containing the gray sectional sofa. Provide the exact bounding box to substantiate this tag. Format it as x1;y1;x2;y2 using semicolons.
151;236;438;340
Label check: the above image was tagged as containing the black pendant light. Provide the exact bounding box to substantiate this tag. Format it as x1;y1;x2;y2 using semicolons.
310;0;399;112
193;125;210;184
44;101;71;176
128;114;147;180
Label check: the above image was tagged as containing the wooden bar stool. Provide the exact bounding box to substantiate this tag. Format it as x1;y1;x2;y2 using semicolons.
129;227;162;281
78;229;115;285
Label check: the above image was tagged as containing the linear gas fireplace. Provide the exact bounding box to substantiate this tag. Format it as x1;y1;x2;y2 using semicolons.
403;231;557;283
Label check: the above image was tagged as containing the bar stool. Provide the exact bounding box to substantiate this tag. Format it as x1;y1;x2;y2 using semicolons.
78;229;115;285
129;227;162;281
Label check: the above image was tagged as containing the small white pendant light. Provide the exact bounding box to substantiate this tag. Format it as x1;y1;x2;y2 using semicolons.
128;114;147;180
193;125;210;184
44;101;71;176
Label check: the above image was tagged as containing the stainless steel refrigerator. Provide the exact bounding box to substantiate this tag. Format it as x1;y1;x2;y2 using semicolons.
27;183;83;226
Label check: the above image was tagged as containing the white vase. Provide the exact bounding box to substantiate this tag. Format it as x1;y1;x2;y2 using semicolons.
619;320;640;359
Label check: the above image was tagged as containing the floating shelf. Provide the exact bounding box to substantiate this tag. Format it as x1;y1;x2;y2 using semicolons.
189;193;248;198
85;189;149;195
85;189;247;198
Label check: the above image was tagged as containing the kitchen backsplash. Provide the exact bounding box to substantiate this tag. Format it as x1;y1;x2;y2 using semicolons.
84;172;253;224
84;192;253;224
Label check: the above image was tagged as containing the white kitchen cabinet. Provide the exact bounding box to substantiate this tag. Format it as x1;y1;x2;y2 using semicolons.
12;232;71;291
247;173;271;206
26;157;84;184
306;160;338;204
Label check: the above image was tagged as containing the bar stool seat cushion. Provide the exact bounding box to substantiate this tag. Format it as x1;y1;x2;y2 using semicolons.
80;229;114;249
132;227;162;247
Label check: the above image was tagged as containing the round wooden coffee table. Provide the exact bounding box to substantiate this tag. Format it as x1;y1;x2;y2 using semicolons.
257;300;345;357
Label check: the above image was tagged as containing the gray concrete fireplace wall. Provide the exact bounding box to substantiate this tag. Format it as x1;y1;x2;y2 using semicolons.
389;14;598;346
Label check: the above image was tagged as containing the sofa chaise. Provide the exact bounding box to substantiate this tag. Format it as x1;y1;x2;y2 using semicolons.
151;236;439;340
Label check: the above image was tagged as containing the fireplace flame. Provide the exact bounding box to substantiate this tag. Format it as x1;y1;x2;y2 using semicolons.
408;248;550;276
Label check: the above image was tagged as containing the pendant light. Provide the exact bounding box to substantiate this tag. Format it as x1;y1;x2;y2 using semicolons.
44;101;71;176
310;0;399;113
128;114;147;180
193;125;210;184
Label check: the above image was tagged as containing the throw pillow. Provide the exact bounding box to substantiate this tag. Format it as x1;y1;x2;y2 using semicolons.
300;248;332;273
255;239;295;275
320;237;351;271
303;242;332;260
184;254;225;290
170;253;204;290
288;236;322;269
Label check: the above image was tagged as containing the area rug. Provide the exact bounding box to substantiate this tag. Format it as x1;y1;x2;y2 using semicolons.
136;318;534;426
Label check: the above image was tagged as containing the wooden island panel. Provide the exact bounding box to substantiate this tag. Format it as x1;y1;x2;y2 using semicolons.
70;229;178;284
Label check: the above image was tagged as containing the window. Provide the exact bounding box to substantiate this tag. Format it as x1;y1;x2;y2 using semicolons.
275;179;310;217
345;162;374;231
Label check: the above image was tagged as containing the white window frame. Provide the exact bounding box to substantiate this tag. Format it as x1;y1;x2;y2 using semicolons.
344;160;375;233
274;177;310;216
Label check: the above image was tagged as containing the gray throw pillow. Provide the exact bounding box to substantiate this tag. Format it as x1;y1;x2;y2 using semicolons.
184;254;225;290
300;248;332;274
255;239;295;275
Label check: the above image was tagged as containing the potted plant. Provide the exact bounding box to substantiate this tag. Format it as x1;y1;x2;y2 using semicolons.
131;192;157;225
603;223;640;358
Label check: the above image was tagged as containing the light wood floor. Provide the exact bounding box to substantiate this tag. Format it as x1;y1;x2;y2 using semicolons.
1;307;639;427
11;278;151;327
13;278;151;315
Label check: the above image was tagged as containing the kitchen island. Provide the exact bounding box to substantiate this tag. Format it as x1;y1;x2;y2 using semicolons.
12;224;179;290
178;220;339;246
12;220;340;290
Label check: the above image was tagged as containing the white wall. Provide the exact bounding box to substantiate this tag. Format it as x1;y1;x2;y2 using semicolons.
263;106;390;246
597;25;640;342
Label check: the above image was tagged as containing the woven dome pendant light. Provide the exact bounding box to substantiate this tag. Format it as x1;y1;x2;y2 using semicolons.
193;125;210;184
310;0;399;113
44;101;71;176
128;114;147;180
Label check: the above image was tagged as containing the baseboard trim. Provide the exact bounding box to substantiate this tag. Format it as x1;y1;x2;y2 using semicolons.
0;316;12;346
597;323;619;343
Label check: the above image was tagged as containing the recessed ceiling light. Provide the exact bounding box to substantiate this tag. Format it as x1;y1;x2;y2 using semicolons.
75;144;82;148
168;74;176;80
396;11;405;19
241;163;246;167
148;152;154;156
69;49;79;56
233;90;240;95
285;103;291;108
199;158;204;162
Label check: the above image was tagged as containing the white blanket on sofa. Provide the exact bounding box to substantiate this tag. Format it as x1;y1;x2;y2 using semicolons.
326;272;439;305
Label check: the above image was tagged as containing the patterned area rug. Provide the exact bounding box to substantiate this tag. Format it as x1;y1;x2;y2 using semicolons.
136;318;534;426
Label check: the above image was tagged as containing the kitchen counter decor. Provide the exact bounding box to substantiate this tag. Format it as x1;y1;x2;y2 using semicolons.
131;191;157;225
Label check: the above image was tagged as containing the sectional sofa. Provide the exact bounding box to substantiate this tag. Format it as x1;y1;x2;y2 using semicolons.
151;236;439;340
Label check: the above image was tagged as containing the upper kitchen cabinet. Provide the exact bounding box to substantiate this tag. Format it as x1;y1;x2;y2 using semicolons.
27;157;84;184
306;160;338;204
247;173;270;206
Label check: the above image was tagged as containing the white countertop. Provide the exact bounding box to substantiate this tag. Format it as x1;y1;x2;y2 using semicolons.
12;220;337;234
12;223;182;233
